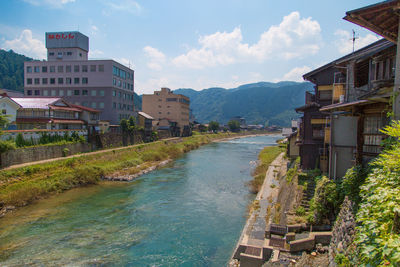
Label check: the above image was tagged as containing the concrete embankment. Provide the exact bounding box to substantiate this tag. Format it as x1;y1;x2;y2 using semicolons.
230;152;287;267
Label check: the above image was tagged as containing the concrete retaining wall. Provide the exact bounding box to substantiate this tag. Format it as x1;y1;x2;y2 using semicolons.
0;142;91;168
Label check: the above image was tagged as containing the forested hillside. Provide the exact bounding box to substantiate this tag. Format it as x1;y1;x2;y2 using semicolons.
0;49;32;91
174;82;312;126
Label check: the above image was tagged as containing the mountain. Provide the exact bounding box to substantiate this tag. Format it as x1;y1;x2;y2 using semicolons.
0;49;33;91
174;82;313;126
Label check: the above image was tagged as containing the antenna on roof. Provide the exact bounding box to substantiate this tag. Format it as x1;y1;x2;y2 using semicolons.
350;29;359;53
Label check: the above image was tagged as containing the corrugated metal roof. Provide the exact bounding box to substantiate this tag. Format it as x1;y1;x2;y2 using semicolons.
11;97;61;109
138;111;154;120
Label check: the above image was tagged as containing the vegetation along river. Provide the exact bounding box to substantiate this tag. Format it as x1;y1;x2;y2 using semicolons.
0;135;281;266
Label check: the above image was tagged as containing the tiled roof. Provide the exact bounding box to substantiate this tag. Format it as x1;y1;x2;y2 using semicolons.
70;104;100;113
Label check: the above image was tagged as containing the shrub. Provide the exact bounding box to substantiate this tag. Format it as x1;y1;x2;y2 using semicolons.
295;206;306;216
62;148;70;157
308;176;338;224
0;140;16;153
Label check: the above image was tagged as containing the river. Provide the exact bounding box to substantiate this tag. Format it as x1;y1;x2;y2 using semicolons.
0;134;281;266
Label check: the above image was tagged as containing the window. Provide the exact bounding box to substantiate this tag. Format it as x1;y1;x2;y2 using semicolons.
34;90;40;96
67;51;72;56
58;78;63;84
99;102;104;109
74;90;80;95
49;52;54;56
82;89;88;96
91;90;97;96
79;53;82;57
91;102;97;108
66;78;71;84
123;82;126;89
119;103;122;109
43;90;48;96
27;90;32;96
58;52;62;57
34;66;40;73
42;78;48;84
57;66;63;73
74;77;80;84
59;90;64;96
67;90;72;96
34;78;40;85
90;65;96;72
118;80;121;87
27;78;32;84
51;90;56;96
82;65;88;72
99;65;104;72
74;65;79;72
42;66;47;73
113;78;116;86
50;78;55;84
118;92;121;98
50;66;55;73
112;90;116;97
26;66;32;73
100;90;104;96
113;102;116;109
66;65;71;72
82;77;88;84
82;101;89;107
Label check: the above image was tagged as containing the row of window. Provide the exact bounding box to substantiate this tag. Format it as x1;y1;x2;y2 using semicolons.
112;78;133;91
112;102;134;111
112;66;133;80
26;64;104;73
27;77;89;85
26;89;105;97
112;90;134;101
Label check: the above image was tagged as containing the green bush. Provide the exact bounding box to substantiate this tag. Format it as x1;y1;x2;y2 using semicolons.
295;206;306;216
308;176;338;224
354;121;400;266
0;140;16;153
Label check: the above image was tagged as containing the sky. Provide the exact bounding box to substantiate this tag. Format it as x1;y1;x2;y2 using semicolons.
0;0;383;94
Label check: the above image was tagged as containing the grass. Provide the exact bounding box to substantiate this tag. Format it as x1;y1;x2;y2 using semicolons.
249;145;283;193
0;132;237;210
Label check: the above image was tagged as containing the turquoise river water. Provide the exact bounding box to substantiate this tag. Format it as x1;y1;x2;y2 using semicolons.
0;135;281;266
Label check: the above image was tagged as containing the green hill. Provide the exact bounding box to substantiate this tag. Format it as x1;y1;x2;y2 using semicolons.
0;49;33;91
174;81;312;126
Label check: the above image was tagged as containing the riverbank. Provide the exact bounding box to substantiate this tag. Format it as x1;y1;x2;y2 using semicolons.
0;131;274;218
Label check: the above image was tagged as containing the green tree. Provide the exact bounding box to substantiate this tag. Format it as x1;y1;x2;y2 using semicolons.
208;121;219;133
228;120;240;132
198;124;207;132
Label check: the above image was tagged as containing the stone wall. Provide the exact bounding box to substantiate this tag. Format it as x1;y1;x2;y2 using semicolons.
328;197;356;267
0;142;91;168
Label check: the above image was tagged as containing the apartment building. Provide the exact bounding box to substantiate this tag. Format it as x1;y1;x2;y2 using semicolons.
24;31;135;124
142;87;190;136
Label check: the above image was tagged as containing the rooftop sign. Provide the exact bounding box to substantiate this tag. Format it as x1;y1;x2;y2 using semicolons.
45;31;89;52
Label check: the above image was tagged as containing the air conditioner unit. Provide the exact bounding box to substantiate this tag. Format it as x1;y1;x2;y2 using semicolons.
339;95;345;103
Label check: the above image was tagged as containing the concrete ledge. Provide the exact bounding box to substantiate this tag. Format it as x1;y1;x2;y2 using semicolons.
290;237;315;252
240;252;263;267
312;232;332;245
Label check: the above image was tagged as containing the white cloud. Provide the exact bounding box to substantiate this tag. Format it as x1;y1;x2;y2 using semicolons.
115;57;135;69
106;0;141;15
143;46;166;71
335;29;381;54
3;29;46;59
277;66;311;82
88;49;104;58
23;0;75;8
172;12;321;69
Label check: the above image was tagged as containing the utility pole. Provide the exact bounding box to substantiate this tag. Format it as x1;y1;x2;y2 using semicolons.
351;30;359;53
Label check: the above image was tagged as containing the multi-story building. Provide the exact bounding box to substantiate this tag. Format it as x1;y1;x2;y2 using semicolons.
24;31;135;124
142;87;190;136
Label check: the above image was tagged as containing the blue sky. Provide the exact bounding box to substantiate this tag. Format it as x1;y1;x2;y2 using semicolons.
0;0;382;94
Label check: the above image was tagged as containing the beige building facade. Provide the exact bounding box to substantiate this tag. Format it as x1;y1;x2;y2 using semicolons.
142;88;190;135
